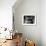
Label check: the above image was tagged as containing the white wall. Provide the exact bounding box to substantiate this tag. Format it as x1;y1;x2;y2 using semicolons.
13;0;41;46
41;0;46;46
0;0;16;30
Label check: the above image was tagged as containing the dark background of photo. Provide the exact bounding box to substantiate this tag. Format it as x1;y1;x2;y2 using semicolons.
24;16;35;24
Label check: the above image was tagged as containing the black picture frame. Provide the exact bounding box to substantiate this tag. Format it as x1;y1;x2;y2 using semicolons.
22;15;36;25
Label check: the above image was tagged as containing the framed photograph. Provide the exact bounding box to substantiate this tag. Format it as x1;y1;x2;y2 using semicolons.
22;15;36;25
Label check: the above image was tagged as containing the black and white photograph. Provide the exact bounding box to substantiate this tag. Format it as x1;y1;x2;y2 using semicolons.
22;15;36;25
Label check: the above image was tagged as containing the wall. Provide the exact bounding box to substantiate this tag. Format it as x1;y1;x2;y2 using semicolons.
0;0;16;30
41;0;46;46
13;0;41;46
